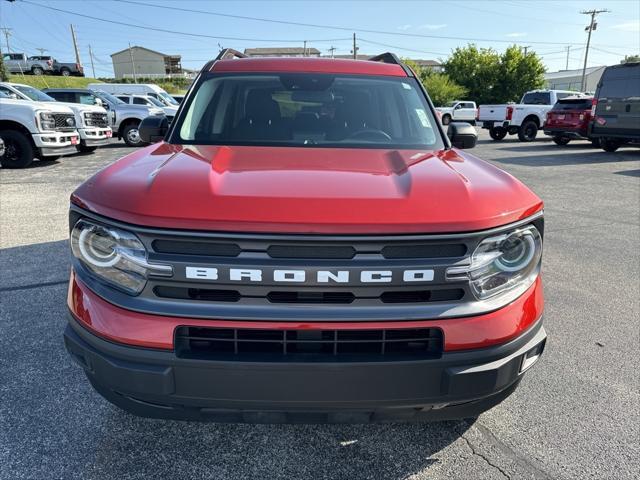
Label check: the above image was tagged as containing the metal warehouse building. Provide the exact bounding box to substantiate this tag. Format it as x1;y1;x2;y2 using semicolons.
110;46;182;79
544;66;607;93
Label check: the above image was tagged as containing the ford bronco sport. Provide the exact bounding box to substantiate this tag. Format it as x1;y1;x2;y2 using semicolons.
64;51;546;423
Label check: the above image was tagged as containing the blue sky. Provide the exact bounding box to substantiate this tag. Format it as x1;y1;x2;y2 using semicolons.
1;0;639;77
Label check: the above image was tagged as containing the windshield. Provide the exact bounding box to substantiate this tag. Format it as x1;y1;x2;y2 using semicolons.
551;98;593;111
158;91;179;105
14;85;56;102
93;91;126;105
446;101;458;107
146;96;165;107
175;73;443;149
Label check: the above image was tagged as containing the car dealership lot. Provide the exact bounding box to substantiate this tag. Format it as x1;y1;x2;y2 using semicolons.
1;133;638;480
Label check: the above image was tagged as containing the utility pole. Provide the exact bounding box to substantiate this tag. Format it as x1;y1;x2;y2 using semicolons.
523;46;531;55
88;44;96;78
327;46;336;58
580;9;609;91
565;46;571;70
35;47;47;56
351;33;358;60
1;27;12;53
70;24;82;67
303;40;307;57
128;42;137;83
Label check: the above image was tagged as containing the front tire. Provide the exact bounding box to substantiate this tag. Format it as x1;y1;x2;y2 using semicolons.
489;127;507;141
552;136;571;146
122;122;145;147
600;138;621;152
518;120;538;142
441;114;451;126
60;67;71;77
0;130;35;168
31;66;44;76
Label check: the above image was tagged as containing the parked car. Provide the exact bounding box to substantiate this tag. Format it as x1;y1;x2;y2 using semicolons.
0;82;111;152
0;96;79;168
543;96;597;146
2;52;54;75
116;94;178;121
28;55;85;77
436;101;477;125
44;88;165;147
479;90;583;142
589;62;640;152
88;83;179;107
64;51;546;423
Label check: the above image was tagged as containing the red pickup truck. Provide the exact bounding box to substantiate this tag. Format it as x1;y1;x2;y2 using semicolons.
63;51;546;423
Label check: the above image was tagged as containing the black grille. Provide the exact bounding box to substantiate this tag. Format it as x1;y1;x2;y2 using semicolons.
153;240;241;256
84;112;109;128
175;326;443;361
153;285;465;305
53;113;75;131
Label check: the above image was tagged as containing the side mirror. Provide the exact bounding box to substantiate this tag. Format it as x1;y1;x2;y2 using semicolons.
447;122;477;149
139;115;169;143
94;97;103;106
454;104;462;110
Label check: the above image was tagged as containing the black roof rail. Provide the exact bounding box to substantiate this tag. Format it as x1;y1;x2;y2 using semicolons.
368;52;402;65
368;52;414;77
216;49;248;60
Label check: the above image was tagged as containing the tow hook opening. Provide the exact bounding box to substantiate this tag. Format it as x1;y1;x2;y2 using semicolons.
520;339;546;374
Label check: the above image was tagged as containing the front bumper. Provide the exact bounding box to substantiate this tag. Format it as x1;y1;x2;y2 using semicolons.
64;312;546;423
32;131;79;157
78;127;112;147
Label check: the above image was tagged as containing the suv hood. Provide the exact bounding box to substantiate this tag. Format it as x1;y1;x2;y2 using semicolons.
73;143;543;234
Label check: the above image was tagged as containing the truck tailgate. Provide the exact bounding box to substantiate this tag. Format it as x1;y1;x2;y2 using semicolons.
478;105;507;122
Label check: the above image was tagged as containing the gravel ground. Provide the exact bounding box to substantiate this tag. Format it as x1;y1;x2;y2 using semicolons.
1;132;639;480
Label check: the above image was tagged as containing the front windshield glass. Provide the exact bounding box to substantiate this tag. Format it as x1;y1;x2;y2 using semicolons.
175;73;443;149
94;91;126;105
446;101;458;107
158;91;178;105
146;96;165;107
14;85;56;102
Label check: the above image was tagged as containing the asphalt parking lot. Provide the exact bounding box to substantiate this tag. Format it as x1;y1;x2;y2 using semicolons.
1;132;639;480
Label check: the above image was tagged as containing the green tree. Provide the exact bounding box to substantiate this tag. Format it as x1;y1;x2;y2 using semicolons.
443;45;501;104
496;45;546;103
0;54;8;82
621;54;640;64
444;44;545;104
403;59;467;106
421;72;468;106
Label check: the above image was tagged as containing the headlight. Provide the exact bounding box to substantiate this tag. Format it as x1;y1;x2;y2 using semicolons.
38;111;56;131
71;219;172;295
447;225;542;300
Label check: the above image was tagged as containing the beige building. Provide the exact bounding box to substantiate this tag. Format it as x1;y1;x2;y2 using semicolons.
244;47;321;57
111;46;182;79
544;66;607;93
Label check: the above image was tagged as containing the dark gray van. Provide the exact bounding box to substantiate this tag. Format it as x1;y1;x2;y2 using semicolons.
589;62;640;152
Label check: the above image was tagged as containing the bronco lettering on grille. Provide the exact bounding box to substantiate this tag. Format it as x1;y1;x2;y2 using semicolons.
184;267;434;283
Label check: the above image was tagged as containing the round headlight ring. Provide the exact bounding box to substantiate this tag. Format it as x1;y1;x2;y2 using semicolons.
495;231;536;272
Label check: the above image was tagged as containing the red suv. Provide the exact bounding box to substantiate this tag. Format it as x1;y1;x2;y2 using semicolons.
544;96;596;146
64;51;546;423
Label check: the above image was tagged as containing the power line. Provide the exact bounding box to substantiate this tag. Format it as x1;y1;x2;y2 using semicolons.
17;0;351;44
359;38;448;57
107;0;624;47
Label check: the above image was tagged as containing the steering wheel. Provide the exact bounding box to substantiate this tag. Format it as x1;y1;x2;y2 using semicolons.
347;129;393;142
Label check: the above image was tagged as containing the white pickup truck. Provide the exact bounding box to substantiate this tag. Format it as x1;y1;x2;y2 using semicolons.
478;90;583;142
0;82;112;153
0;97;79;168
435;101;477;125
